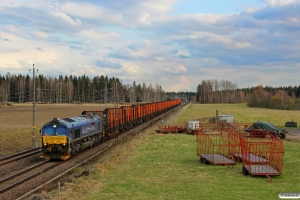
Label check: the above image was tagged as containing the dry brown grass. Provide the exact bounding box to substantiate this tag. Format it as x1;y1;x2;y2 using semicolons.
0;103;117;156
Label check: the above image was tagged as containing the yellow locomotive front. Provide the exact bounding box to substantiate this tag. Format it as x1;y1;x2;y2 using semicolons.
41;118;70;160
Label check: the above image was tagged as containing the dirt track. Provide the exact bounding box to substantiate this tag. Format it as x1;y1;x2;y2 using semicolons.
283;127;300;141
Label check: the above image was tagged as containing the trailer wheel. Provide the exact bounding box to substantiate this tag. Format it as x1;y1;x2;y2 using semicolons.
202;158;208;164
279;132;286;140
200;157;203;163
242;166;249;175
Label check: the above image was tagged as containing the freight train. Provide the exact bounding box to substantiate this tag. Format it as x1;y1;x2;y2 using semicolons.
40;99;182;160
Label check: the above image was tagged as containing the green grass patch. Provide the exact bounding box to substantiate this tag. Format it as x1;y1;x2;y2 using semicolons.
175;103;300;128
83;134;300;200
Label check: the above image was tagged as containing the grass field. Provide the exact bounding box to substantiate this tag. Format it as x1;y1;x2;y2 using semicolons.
48;103;300;200
175;103;300;128
79;135;300;200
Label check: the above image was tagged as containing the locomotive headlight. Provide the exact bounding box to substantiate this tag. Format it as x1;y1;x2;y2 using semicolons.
53;125;56;128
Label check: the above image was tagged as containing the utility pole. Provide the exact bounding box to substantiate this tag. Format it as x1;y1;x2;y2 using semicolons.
104;81;107;106
116;82;118;106
32;64;37;148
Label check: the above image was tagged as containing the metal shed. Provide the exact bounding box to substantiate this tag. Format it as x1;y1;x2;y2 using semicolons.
218;114;233;124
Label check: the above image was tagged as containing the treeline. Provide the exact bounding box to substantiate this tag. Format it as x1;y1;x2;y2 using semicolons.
246;85;299;110
0;73;167;104
196;80;249;103
165;91;197;102
196;79;300;110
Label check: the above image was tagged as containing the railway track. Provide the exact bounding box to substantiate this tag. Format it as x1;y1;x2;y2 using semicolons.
0;148;40;167
0;160;50;193
0;102;189;200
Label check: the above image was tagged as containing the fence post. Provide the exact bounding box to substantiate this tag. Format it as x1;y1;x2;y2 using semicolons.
58;182;60;200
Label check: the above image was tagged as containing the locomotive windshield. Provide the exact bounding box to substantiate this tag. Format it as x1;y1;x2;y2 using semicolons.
42;124;68;136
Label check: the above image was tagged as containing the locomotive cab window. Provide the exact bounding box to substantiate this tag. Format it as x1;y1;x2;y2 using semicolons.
74;129;80;139
42;125;68;136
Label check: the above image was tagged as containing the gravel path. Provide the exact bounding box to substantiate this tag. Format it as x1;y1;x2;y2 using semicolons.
284;127;300;141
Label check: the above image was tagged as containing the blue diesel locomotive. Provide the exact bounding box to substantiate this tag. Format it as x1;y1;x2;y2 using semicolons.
41;113;102;160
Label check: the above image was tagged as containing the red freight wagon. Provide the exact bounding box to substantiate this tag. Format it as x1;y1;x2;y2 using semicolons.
121;106;134;124
104;107;122;136
82;99;182;139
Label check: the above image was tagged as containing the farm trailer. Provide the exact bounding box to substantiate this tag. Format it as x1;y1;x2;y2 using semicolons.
195;130;240;165
240;133;284;181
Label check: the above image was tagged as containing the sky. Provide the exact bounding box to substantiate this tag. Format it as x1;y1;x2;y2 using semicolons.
0;0;300;92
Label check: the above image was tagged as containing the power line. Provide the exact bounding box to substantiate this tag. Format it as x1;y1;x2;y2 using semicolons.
0;64;32;65
38;66;71;77
0;68;30;70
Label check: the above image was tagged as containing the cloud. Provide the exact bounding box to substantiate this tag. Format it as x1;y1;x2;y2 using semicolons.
2;37;9;41
1;0;300;92
94;59;122;69
159;75;191;92
77;29;121;41
54;1;123;24
33;31;49;39
164;65;187;73
69;45;81;50
200;58;219;66
122;62;140;75
265;0;278;6
155;57;165;61
52;11;82;26
263;0;297;7
109;40;163;61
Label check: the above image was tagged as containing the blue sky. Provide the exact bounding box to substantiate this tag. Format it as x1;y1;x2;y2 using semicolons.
0;0;300;92
173;0;264;15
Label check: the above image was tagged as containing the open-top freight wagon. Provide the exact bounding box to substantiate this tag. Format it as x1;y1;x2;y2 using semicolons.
195;129;240;165
83;99;182;138
240;133;284;181
41;99;182;160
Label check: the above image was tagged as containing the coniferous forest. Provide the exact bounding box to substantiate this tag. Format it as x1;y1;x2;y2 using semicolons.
0;73;167;104
1;74;300;110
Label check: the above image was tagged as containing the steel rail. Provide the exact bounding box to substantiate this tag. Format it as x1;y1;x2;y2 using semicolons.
0;161;48;185
0;148;40;166
0;161;58;194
